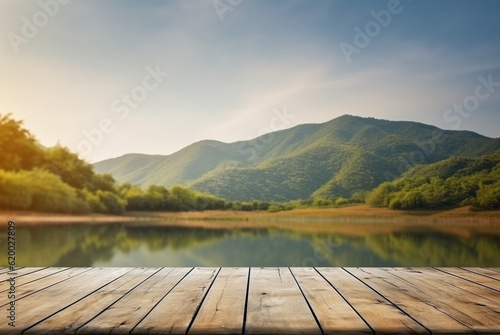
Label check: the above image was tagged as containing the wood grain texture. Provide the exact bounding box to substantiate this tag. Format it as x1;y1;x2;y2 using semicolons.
0;267;499;335
78;267;191;335
435;267;500;291
188;267;248;335
347;267;473;333
0;267;18;275
25;267;160;335
317;267;428;334
245;267;321;335
132;267;218;335
0;268;68;293
0;267;91;307
0;267;45;283
290;267;371;334
383;267;500;333
0;267;131;335
463;267;500;279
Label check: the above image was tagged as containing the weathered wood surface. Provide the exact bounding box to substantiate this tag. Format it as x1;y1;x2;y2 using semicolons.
189;267;248;335
245;267;320;334
0;267;498;334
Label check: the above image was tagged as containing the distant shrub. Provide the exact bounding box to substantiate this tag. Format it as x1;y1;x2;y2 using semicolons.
333;197;347;206
268;204;283;213
0;169;89;213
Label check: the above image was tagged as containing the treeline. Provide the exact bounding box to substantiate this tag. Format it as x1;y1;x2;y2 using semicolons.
120;184;225;211
2;114;499;214
366;151;500;210
0;114;305;214
0;114;125;214
119;183;307;212
0;114;240;214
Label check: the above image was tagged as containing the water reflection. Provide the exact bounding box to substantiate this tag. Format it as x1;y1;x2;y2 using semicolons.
1;221;500;267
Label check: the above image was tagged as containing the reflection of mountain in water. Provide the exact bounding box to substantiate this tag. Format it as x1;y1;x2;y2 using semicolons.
1;223;499;267
365;232;500;266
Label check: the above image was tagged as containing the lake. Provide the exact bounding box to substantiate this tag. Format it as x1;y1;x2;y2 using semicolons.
2;219;500;267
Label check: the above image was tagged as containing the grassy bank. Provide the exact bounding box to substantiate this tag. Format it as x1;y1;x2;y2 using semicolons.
1;205;500;224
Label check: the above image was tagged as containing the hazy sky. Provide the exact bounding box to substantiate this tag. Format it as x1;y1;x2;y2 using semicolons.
1;0;499;162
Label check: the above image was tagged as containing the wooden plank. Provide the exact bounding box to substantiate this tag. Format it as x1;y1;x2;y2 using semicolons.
347;267;474;334
413;267;500;305
0;267;132;335
0;267;18;275
317;267;428;334
435;267;500;292
412;268;500;304
0;267;498;334
0;267;69;293
290;267;371;334
25;267;161;335
245;267;321;335
0;267;91;307
0;267;45;282
132;267;219;335
463;267;500;279
189;267;248;335
383;267;500;333
79;267;193;335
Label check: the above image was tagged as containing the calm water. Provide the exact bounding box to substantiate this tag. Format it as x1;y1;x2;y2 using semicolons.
2;220;500;267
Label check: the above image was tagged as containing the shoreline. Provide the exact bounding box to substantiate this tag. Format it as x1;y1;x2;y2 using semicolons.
1;205;500;225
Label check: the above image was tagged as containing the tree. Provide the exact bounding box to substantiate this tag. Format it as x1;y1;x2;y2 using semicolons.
0;114;44;171
42;145;94;189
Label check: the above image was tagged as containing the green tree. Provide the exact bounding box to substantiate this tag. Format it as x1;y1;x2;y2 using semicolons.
42;145;94;189
0;114;44;171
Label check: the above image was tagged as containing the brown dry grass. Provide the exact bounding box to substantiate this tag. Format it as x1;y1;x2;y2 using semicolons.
2;205;499;224
1;206;500;238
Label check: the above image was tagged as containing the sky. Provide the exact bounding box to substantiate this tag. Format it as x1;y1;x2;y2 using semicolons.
1;0;499;163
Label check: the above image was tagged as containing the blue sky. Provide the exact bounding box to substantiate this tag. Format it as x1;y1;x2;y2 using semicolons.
1;0;499;162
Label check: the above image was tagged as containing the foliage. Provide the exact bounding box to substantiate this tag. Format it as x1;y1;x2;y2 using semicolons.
94;114;500;202
119;183;227;212
367;150;500;210
0;114;44;171
3;113;500;213
0;114;124;214
0;169;89;213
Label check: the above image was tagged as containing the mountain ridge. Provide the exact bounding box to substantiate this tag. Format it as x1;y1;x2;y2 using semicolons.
93;115;500;201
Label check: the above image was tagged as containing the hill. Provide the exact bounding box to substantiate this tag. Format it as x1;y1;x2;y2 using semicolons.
93;115;500;202
0;114;229;214
367;150;500;210
0;114;125;214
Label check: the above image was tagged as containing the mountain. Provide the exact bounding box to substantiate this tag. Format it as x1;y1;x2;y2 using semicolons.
367;149;500;210
93;115;500;202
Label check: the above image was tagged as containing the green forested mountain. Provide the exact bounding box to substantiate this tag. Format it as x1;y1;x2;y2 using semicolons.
367;150;500;210
94;115;500;202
